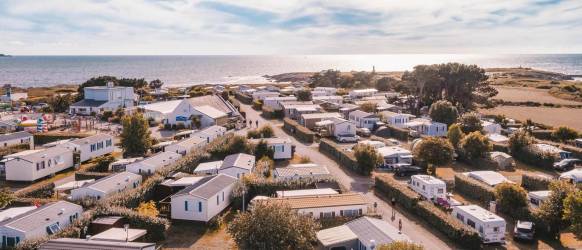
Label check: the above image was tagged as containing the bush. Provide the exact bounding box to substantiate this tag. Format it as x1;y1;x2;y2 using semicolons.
252;140;274;159
319;139;360;174
296;89;312;101
521;173;552;191
494;183;529;218
85;154;115;172
33;133;89;145
447;124;464;149
252;99;263;110
207;134;252;159
283;118;315;143
454;174;496;205
248;125;275;139
374;125;409;141
75;171;110;181
552;126;578;142
379;241;424;250
458;131;491;160
0;143;30;158
458;112;483;134
353;144;382;175
429;100;458;126
413;137;454;167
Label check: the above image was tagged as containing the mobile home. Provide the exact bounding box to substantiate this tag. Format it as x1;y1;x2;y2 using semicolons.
408;175;446;201
452;205;506;244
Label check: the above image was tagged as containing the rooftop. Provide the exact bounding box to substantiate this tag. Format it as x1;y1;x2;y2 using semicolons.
249;137;292;145
91;227;147;242
221;153;255;171
346;216;410;247
265;193;368;209
274;164;330;178
0;131;32;142
349;110;375;118
132;151;181;168
141;99;184;114
164;176;205;187
276;188;338;198
69;134;112;146
377;146;412;157
0;201;82;233
173;174;238;199
187;95;235;115
40;238;155;250
317;225;358;247
193;105;228;119
79;171;141;193
466;171;510;186
301;112;342;120
412;175;446;185
0;206;36;223
455;205;505;223
70;99;108;107
194;160;223;172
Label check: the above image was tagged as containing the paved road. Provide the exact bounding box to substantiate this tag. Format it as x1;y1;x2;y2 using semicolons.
239;104;456;249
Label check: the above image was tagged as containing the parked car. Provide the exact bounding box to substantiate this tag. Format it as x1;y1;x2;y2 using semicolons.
356;128;371;137
513;221;535;241
553;158;582;171
394;165;423;177
436;194;463;209
336;134;359;143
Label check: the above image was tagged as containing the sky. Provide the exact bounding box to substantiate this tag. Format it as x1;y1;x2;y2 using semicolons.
1;0;581;55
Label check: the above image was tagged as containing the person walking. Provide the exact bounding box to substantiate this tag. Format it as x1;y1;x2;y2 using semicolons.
255;120;259;128
398;219;402;234
248;119;252;128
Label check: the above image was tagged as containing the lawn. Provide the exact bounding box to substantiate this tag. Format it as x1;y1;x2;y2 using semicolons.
480;106;582;131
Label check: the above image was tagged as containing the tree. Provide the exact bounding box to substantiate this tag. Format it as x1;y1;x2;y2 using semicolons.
190;115;201;129
458;131;491;160
258;125;274;138
552;126;578;142
92;155;116;172
378;241;424;250
413;137;454;167
563;189;582;239
228;202;320;250
508;130;534;154
353;144;383;175
207;134;252;158
537;180;577;238
0;188;14;209
136;200;159;217
309;69;343;87
376;77;398;91
255;155;274;177
458;112;483;134
120;113;152;157
428;100;458;126
149;79;164;89
494;183;528;217
253;140;274;159
296;89;312;101
447;123;465;149
359;102;377;113
48;94;74;113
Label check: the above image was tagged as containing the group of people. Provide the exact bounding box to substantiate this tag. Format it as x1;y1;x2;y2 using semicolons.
248;119;259;128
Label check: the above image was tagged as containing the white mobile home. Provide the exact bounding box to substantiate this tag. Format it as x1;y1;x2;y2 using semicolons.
250;137;294;160
3;147;74;182
312;95;343;105
465;171;512;187
348;89;378;99
69;83;135;115
532;143;572;160
193;160;223;175
191;125;227;144
170;174;238;222
0;132;33;149
70;171;142;200
380;111;415;128
218;153;255;179
39;238;156;250
559;168;582;184
126;151;182;175
263;193;369;219
109;157;143;172
376;146;413;169
331;118;357;138
276;188;338;198
62;134;114;162
191;105;229;128
252;91;279;101
141;99;195;127
0;201;83;248
164;136;206;155
528;190;551;208
263;96;298;110
348;110;379;130
273;164;330;181
405;118;447;137
313;87;337;96
452;205;506;244
482;121;502;135
409;175;447;201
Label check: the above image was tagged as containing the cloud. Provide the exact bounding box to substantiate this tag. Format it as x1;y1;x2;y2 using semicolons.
0;0;580;55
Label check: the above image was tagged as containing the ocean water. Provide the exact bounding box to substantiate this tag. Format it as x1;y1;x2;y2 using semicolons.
0;54;581;87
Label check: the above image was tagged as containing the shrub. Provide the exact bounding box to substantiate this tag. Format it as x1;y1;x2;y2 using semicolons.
85;154;115;172
552;126;578;142
378;241;424;250
248;125;275;139
413;137;454;167
252;139;274;159
447;123;464;149
537;180;576;238
0;143;30;158
255;155;274;177
429;100;458;126
0;188;15;208
454;174;495;204
458;112;483;134
252;99;263;110
509;130;533;155
353;144;382;175
136;200;160;217
563;189;582;239
75;171;110;180
234;92;253;104
296;89;312;101
521;173;552;191
458;131;492;160
359;102;377;113
283;118;315;143
494;183;529;218
16;182;55;199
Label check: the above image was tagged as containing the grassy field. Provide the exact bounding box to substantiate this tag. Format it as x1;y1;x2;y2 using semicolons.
481;106;582;131
493;86;582;105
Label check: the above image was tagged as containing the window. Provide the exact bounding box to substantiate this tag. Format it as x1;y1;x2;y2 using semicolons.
493;227;499;232
456;213;464;222
106;139;112;147
36;163;40;171
217;195;219;205
198;202;202;212
479;226;483;234
342;209;361;217
222;192;224;201
46;223;61;235
184;201;189;211
321;212;335;218
422;185;425;190
437;188;444;194
41;161;45;169
467;219;476;228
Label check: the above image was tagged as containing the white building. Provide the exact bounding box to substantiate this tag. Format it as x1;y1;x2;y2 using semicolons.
165;136;206;155
528;190;551;208
276;188;338;198
126;151;182;175
62;134;115;163
69;82;135;115
170;174;238;222
191;125;227;144
263;96;298;110
252;91;279;101
109;157;143;172
263;193;369;219
377;146;413;169
409;175;447;201
250;137;294;160
40;238;155;250
312;95;343;104
191;105;229;128
482;121;502;135
273;164;331;181
3;146;74;182
193;160;223;175
313;87;337;96
405;118;447;137
380;111;415;128
0;207;37;223
70;171;142;200
0;92;28;102
0;201;83;248
348;110;379;129
141;99;195;127
348;89;378;99
218;153;255;179
452;205;506;244
465;171;512;187
357;140;385;149
559;168;582;184
0;131;33;149
331;118;357;138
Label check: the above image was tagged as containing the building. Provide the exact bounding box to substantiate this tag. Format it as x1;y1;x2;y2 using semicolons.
348;110;379;129
276;188;338;198
126;151;182;175
141;99;195;127
40;238;155;250
348;89;378;99
252;91;279;101
405;118;447;137
339;103;360;119
528;190;551;208
357;140;385;149
452;205;506;244
90;227;147;242
331;118;357;138
482;120;502;135
3;146;74;181
380;111;415;128
69;82;135;115
377;146;413;169
70;171;142;200
488;151;515;170
0;131;33;149
164;136;206;155
262;96;298;110
170;174;238;222
283;104;322;120
465;171;512;187
300;112;342;130
250;137;294;160
191;105;229;128
559;168;582;184
312;95;343;105
193;160;223;175
219;153;255;179
487;133;509;144
0;207;37;223
0;92;28;102
109;157;143;172
187;94;241;118
409;175;447;201
263;193;369;219
532;143;572;160
273;164;331;181
0;201;83;248
62;134;115;163
0;120;18;133
317;216;410;250
313;87;337;96
191;125;227;144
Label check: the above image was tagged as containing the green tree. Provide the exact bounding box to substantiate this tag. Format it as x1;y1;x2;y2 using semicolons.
429;100;458;126
376;77;398;91
508;130;534;155
447;123;465;149
378;241;424;250
563;189;582;239
296;89;312;101
91;154;116;172
353;144;383;175
120;113;152;157
258;125;274;138
413;137;454;167
207;134;252;158
459;131;491;160
494;183;528;218
0;188;14;208
309;69;343;87
359;102;377;113
149;79;164;89
458;112;483;134
48;94;74;113
253;140;274;159
537;180;577;238
228;202;320;250
552;126;578;142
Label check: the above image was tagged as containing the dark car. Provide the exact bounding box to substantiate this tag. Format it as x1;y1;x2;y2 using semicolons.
514;220;535;241
553;158;582;171
394;165;423;177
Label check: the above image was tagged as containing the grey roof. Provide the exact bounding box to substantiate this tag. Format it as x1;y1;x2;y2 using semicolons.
69;133;112;146
345;217;410;246
80;171;141;193
0;201;82;233
40;238;155;250
349;110;375;118
173;174;237;199
220;153;255;171
187;95;235;115
0;131;32;142
70;99;108;107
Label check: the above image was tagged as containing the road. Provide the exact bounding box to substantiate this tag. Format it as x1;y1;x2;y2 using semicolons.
239;104;456;249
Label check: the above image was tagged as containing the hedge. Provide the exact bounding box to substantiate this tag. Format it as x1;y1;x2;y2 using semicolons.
261;106;284;119
513;146;555;169
454;174;496;205
521;173;552;191
375;174;481;249
234;92;253;104
319;138;360;174
491;142;509;153
0;143;30;158
75;171;110;181
283;118;315;143
33;132;89;145
531;130;554;141
374;125;409;141
15;182;55;199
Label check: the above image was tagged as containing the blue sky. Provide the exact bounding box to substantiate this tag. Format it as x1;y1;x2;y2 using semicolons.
0;0;581;55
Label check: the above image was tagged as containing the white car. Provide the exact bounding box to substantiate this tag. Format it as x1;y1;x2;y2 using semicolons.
336;134;359;143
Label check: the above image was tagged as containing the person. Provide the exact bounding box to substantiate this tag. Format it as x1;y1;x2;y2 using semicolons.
398;219;402;233
255;120;259;128
248;120;252;128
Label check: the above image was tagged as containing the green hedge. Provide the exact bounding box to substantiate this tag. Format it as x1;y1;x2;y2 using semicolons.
0;143;30;158
235;92;253;104
513;146;555;169
491;142;509;153
75;171;110;181
531;130;554;141
283;118;315;143
374;125;409;141
16;182;55;199
521;173;552;191
319;138;360;174
375;174;481;249
33;133;89;145
454;174;496;205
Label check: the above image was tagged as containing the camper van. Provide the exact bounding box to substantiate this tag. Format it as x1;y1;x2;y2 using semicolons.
408;175;446;201
452;205;506;244
528;190;551;208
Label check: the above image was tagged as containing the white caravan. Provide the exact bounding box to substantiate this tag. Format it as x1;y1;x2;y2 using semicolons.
452;205;506;244
408;175;446;201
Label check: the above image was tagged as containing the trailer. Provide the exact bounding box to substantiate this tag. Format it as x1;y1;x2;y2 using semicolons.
408;175;446;201
452;205;506;244
528;190;551;208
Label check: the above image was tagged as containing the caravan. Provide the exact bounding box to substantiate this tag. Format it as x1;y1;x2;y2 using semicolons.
452;205;506;244
408;175;446;201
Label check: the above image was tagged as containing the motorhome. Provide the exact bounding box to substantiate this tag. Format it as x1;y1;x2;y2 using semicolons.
452;205;506;244
408;175;446;201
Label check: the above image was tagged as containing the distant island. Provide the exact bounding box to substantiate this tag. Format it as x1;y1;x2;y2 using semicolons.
0;54;11;57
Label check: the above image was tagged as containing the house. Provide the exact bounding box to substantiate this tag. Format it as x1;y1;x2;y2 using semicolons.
354;100;395;112
193;161;223;175
69;82;135;115
141;99;195;127
276;188;338;198
528;190;551;208
187;94;241;118
331;118;357;138
109;157;143;172
273;164;331;181
0;207;37;223
317;216;410;250
0;131;33;149
283;104;322;120
3;146;74;181
300;112;342;130
219;153;255;179
404;118;447;137
262;96;298;110
90;227;147;242
348;89;378;99
191;125;227;144
380;111;415;128
532;143;572;160
62;134;115;163
170;174;238;222
488;152;515;169
452;205;506;244
377;146;413;169
250;137;294;160
313;87;337;96
191;105;229;128
70;171;142;200
465;171;512;187
339;103;359;119
348;110;379;129
40;238;155;250
262;193;369;219
559;168;582;184
482;121;502;135
164;136;206;155
252;91;279;101
409;175;447;201
312;95;343;105
0;201;83;248
126;151;182;175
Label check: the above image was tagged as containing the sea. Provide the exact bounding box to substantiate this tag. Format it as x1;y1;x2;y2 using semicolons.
1;54;581;87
